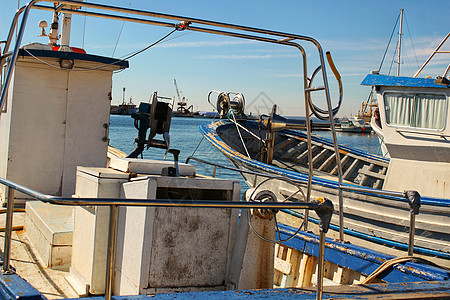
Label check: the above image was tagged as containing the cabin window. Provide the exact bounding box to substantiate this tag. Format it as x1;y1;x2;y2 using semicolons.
384;92;447;130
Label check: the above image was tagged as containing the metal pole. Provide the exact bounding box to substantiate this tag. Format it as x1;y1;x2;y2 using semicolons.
403;190;420;257
414;33;449;78
397;9;403;77
0;0;39;111
3;187;15;274
316;231;325;300
105;205;118;300
408;212;415;256
321;51;344;241
303;54;312;231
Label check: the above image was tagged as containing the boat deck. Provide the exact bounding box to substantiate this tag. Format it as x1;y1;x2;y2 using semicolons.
0;212;77;299
1;211;449;299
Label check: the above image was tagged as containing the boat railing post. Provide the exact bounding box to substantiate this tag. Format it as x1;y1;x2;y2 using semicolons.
105;205;118;300
312;198;333;300
317;230;325;300
212;165;217;178
2;187;15;274
408;213;416;256
403;191;420;256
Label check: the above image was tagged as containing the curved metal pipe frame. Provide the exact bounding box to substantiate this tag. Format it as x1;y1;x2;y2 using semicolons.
0;174;325;299
0;2;345;298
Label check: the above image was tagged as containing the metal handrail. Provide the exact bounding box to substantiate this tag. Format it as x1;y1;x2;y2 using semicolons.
396;128;450;139
0;2;349;299
414;32;450;78
0;174;331;300
187;156;420;257
0;2;345;247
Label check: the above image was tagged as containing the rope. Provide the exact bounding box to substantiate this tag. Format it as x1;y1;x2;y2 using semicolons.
360;256;450;284
188;114;219;160
229;110;250;158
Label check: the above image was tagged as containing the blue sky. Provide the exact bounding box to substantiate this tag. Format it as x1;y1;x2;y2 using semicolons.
1;0;449;117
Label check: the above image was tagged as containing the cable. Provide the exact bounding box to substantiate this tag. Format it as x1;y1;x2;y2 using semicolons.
378;13;400;72
23;28;177;72
404;15;420;71
112;3;131;57
120;28;177;61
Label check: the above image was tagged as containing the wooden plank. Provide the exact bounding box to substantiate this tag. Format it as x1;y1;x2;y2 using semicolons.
331;154;349;175
295;145;317;163
280;142;307;160
274;257;293;275
285;248;301;287
373;166;388;189
274;138;297;153
332;266;344;284
311;148;329;167
359;163;374;186
359;167;386;180
301;255;317;287
342;158;360;180
317;152;336;171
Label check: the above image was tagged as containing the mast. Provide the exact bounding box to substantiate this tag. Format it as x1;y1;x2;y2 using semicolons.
397;8;403;76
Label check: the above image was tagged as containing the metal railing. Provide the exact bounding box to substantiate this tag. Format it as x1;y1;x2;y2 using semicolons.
0;0;346;245
0;174;333;300
186;156;421;257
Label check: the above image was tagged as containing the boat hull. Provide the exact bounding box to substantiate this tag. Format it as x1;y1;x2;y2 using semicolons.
200;120;450;267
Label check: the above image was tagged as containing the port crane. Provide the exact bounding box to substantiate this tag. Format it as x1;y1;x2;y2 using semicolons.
174;79;193;115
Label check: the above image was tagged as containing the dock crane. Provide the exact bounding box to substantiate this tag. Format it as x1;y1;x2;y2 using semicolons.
174;79;193;115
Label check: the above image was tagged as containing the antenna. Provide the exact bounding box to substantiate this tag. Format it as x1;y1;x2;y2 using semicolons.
38;20;48;37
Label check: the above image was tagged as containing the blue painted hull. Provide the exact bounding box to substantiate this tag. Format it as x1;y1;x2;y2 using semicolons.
200;120;450;266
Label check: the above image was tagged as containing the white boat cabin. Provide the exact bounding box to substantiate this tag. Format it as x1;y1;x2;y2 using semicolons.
362;74;450;198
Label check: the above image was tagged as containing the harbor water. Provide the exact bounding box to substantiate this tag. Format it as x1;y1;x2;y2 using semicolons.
109;115;382;193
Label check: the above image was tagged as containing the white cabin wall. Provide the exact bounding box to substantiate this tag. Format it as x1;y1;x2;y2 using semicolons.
0;52;122;203
4;61;67;198
62;69;112;197
0;74;14;201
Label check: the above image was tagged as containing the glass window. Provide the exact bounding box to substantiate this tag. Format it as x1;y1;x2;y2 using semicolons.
384;92;447;130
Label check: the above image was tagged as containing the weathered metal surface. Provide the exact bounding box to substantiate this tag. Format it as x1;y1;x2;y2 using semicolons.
361;74;449;88
277;224;450;282
70;280;450;299
0;273;42;300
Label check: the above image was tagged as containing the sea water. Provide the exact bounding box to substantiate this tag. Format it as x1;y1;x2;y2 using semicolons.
109;115;382;193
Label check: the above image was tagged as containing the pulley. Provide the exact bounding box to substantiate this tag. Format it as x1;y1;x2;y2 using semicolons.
208;91;245;118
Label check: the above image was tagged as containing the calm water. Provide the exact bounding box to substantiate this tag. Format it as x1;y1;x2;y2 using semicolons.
109;115;381;192
108;115;238;182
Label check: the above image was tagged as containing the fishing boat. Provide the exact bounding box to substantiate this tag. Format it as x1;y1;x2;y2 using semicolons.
335;117;372;133
200;35;450;268
0;2;449;300
111;88;138;115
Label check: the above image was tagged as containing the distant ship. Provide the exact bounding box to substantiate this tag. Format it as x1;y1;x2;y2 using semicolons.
111;87;138;115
